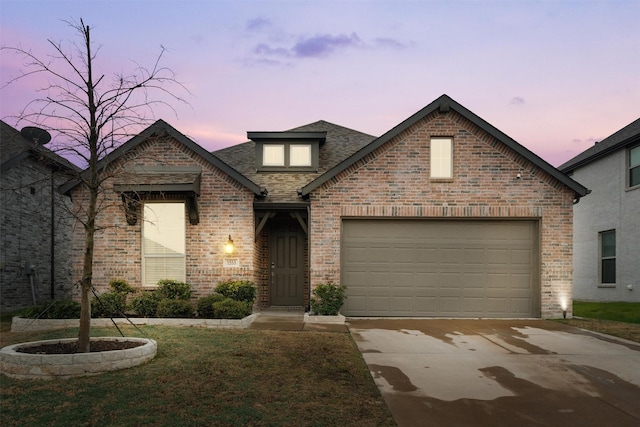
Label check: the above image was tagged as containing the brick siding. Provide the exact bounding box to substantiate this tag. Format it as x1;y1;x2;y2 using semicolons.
308;110;575;319
70;135;256;299
1;158;74;313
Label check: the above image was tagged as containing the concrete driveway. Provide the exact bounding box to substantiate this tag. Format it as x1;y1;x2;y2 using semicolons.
348;319;640;427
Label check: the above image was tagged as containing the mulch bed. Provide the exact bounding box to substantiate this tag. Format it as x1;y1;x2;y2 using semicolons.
16;340;144;354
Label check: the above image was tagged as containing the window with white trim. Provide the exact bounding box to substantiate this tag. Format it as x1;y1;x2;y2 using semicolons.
263;144;285;166
430;137;453;178
290;144;312;166
600;230;616;284
142;202;186;287
629;145;640;188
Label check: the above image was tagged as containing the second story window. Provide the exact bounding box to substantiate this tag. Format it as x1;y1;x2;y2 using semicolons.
430;137;453;178
629;145;640;188
249;131;325;172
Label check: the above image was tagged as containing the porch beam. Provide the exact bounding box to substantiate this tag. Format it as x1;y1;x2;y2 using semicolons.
255;211;275;240
291;211;308;235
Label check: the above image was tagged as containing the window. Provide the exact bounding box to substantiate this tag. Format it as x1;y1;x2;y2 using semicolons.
263;145;285;166
256;142;317;171
142;203;186;287
290;144;312;166
629;145;640;188
430;137;453;178
600;230;616;284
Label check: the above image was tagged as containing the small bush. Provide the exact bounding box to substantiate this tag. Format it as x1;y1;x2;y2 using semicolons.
108;278;135;295
212;298;252;319
130;291;161;317
310;282;346;316
196;293;226;318
215;280;256;304
156;299;194;318
21;299;81;319
156;279;192;300
92;292;128;318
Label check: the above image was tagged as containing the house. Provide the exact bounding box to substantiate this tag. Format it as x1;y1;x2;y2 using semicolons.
559;119;640;302
66;95;587;319
0;120;79;313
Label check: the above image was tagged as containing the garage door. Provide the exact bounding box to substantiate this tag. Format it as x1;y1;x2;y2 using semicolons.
341;219;539;317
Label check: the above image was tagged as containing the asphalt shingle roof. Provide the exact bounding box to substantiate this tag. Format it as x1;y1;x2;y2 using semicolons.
559;118;640;173
213;120;376;203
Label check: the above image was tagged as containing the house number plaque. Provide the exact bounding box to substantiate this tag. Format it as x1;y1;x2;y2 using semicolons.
223;258;240;268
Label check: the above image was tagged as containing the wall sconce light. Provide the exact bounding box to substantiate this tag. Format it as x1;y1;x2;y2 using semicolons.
224;235;234;254
516;172;522;179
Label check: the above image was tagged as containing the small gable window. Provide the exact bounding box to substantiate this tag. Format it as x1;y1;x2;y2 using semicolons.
430;137;453;178
263;144;285;166
629;145;640;188
290;144;312;167
249;131;325;172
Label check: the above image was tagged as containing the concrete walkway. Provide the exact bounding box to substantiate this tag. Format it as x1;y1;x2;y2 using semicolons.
248;309;348;332
348;319;640;427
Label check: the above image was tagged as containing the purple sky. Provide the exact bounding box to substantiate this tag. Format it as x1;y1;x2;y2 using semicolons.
1;0;639;167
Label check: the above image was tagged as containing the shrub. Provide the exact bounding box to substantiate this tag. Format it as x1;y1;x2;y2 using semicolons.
156;299;194;318
215;280;256;304
21;299;81;319
212;298;252;319
196;293;226;318
91;278;136;318
156;279;192;300
310;282;346;316
92;292;128;318
108;278;135;295
130;291;161;317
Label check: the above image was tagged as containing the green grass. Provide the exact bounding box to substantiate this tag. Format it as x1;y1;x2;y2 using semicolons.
0;324;395;427
573;301;640;324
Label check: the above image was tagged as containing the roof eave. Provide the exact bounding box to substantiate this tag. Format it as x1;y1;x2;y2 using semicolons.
302;94;588;198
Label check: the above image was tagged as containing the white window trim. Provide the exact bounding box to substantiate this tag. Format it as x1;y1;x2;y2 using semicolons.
430;137;453;179
142;202;186;287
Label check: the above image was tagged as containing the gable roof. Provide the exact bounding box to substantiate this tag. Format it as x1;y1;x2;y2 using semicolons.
558;118;640;173
0;120;80;174
59;119;265;196
300;94;589;199
214;120;376;203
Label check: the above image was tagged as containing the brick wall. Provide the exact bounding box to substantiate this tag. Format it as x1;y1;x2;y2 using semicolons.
70;135;256;299
1;158;74;313
308;110;575;319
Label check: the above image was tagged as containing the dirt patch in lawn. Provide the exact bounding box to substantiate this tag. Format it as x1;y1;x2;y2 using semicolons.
561;318;640;343
16;339;144;354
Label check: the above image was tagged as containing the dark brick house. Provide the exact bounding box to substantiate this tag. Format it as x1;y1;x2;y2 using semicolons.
0;121;79;313
68;95;587;318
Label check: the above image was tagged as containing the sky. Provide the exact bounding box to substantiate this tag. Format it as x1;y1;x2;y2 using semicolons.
1;0;639;167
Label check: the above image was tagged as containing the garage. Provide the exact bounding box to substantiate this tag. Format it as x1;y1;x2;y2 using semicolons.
341;219;539;317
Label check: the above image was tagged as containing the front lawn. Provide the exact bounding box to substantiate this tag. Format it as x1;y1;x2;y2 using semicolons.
0;322;395;427
560;301;640;343
573;301;640;324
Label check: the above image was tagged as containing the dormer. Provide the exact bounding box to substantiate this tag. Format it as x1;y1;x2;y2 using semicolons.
249;131;326;172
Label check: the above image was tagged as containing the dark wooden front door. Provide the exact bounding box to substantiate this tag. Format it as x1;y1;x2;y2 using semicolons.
270;223;305;306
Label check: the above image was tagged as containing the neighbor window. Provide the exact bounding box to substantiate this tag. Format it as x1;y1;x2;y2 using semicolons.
142;203;186;287
600;230;616;284
629;145;640;188
430;137;453;178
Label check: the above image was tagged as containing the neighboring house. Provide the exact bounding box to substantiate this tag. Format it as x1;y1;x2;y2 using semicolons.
0;120;79;313
559;119;640;302
65;95;587;319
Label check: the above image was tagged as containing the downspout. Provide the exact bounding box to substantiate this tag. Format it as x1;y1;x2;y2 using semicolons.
50;170;55;300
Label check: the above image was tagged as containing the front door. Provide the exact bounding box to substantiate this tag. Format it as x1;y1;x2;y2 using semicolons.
270;222;305;306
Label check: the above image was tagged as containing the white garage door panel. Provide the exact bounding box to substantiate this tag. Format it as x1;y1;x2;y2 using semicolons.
341;219;539;317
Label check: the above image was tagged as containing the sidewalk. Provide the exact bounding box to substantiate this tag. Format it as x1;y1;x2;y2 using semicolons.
249;309;348;332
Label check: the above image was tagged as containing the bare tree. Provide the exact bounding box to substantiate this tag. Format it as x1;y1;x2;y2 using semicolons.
1;18;188;352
